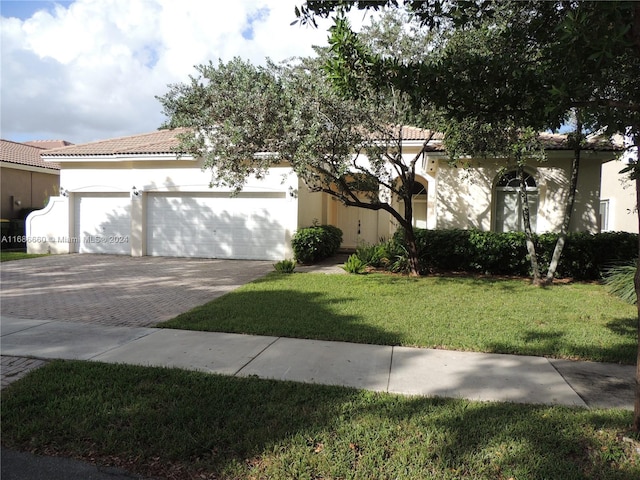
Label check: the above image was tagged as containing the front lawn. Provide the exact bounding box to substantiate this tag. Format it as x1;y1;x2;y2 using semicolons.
2;360;638;480
159;272;637;364
0;251;48;262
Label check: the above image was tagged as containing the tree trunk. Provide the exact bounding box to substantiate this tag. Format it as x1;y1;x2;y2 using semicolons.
634;133;640;431
544;120;583;285
519;166;542;285
401;190;420;277
403;224;421;277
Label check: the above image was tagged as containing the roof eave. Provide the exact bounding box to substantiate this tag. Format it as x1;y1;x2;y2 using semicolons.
40;153;195;162
0;161;61;174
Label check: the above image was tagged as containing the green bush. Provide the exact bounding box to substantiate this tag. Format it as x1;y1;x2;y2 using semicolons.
535;231;638;280
342;254;367;274
389;228;637;279
355;242;392;268
273;259;296;273
291;225;343;264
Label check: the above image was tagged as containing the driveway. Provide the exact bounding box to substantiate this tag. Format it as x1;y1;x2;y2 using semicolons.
0;255;273;327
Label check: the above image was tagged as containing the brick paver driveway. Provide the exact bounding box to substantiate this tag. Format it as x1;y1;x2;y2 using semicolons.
1;255;273;327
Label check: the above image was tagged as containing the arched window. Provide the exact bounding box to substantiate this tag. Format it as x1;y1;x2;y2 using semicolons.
494;170;538;232
398;180;428;229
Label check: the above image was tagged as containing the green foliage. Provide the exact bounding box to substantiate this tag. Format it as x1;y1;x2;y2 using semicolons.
390;229;637;279
355;242;391;268
291;225;343;264
536;232;638;280
273;259;296;274
603;261;638;305
341;254;367;274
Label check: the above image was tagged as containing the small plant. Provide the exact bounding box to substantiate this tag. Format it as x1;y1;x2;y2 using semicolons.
342;254;367;274
273;259;296;273
355;242;385;267
603;261;637;304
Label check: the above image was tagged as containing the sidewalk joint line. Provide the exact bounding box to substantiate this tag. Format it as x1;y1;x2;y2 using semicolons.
85;328;160;361
0;317;57;337
386;346;394;393
547;358;589;407
233;336;281;376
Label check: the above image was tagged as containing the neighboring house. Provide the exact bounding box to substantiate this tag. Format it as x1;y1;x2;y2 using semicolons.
599;142;638;233
26;128;619;260
1;139;64;246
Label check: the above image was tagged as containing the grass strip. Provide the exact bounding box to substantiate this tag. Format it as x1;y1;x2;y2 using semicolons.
2;360;639;479
160;272;637;364
0;251;48;262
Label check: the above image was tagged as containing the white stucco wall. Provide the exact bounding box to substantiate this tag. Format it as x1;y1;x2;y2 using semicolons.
29;144;617;257
432;152;610;234
600;158;638;233
26;195;71;254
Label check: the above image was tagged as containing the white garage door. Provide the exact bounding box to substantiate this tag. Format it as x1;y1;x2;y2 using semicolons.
147;192;288;260
74;193;131;254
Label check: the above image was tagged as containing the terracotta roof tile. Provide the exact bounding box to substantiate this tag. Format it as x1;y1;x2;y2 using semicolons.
41;128;191;157
425;132;623;152
32;127;622;160
0;140;60;170
23;140;74;149
400;126;444;141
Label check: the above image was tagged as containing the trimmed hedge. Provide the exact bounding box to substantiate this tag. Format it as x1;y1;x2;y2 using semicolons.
392;229;637;280
292;225;343;264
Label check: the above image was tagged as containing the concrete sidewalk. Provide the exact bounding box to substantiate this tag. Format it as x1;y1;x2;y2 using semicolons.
1;315;635;409
1;315;636;480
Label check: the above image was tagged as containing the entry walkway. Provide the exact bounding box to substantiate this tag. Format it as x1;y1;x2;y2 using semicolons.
1;316;635;409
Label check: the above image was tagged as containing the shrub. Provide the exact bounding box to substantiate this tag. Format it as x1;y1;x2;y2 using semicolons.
291;225;343;264
536;231;638;280
342;254;367;274
388;228;637;279
273;259;296;273
468;231;530;275
355;242;392;268
603;261;637;304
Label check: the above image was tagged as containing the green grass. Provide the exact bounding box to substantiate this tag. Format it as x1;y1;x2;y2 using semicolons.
0;251;48;262
160;272;638;364
2;360;639;480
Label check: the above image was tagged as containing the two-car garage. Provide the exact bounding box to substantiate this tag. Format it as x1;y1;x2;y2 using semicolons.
71;191;292;261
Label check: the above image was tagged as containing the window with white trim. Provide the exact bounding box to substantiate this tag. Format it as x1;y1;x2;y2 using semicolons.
599;199;610;232
494;170;538;233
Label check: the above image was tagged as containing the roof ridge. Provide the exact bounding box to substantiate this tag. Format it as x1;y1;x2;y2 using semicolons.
1;139;47;150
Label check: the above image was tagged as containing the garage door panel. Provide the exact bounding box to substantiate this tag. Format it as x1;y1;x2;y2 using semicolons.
75;194;131;254
147;193;288;260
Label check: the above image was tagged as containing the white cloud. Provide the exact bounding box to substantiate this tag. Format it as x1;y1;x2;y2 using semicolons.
0;0;375;144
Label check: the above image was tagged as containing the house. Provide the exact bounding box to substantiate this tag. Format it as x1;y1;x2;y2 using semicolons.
26;128;620;260
1;139;64;247
599;143;638;233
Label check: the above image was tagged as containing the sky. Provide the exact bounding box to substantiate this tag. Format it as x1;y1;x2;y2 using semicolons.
0;0;375;144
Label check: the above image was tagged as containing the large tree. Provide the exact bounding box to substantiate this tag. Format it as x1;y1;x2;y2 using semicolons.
157;54;439;276
298;0;640;430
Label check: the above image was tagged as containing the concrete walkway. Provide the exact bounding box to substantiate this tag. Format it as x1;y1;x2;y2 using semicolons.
1;315;635;409
1;315;636;480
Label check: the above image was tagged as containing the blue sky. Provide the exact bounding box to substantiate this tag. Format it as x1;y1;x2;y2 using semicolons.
1;0;368;144
0;0;72;20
